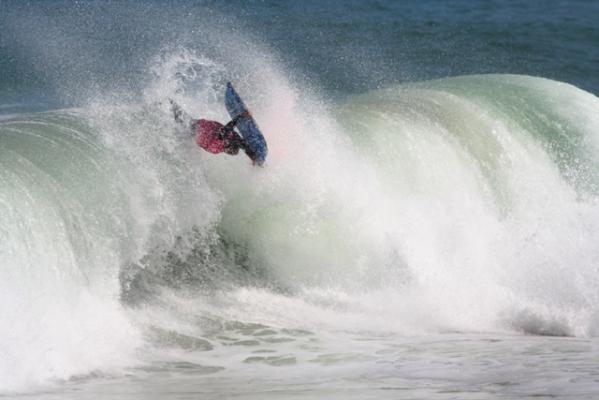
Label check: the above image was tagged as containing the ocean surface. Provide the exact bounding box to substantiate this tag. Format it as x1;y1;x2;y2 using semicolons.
1;1;599;398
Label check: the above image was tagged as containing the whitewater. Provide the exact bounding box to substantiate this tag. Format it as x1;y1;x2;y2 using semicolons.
1;1;599;399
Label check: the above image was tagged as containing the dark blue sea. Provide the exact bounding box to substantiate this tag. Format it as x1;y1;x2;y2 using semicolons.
1;1;599;398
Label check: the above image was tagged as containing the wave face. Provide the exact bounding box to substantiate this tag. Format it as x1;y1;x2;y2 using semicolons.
1;2;599;393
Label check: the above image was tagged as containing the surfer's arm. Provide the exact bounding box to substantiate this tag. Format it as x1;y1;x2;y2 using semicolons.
169;99;192;125
218;111;249;139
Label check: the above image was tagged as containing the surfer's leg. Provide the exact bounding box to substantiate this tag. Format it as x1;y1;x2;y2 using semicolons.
243;145;257;163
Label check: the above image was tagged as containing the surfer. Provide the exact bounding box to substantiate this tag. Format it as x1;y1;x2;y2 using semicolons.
170;100;258;163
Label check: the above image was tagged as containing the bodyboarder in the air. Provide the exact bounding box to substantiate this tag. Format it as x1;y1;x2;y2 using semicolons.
170;99;258;164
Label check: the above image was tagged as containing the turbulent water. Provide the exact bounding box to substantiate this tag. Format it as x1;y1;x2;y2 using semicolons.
1;1;599;398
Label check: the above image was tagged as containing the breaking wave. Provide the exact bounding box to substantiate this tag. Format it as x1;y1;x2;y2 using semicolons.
1;4;598;389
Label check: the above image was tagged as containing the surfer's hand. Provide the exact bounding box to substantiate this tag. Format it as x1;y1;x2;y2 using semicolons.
170;99;189;125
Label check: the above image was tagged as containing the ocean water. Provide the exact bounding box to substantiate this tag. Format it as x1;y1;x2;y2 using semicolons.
1;1;599;398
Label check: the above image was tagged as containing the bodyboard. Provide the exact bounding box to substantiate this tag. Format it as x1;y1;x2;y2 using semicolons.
224;82;268;165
